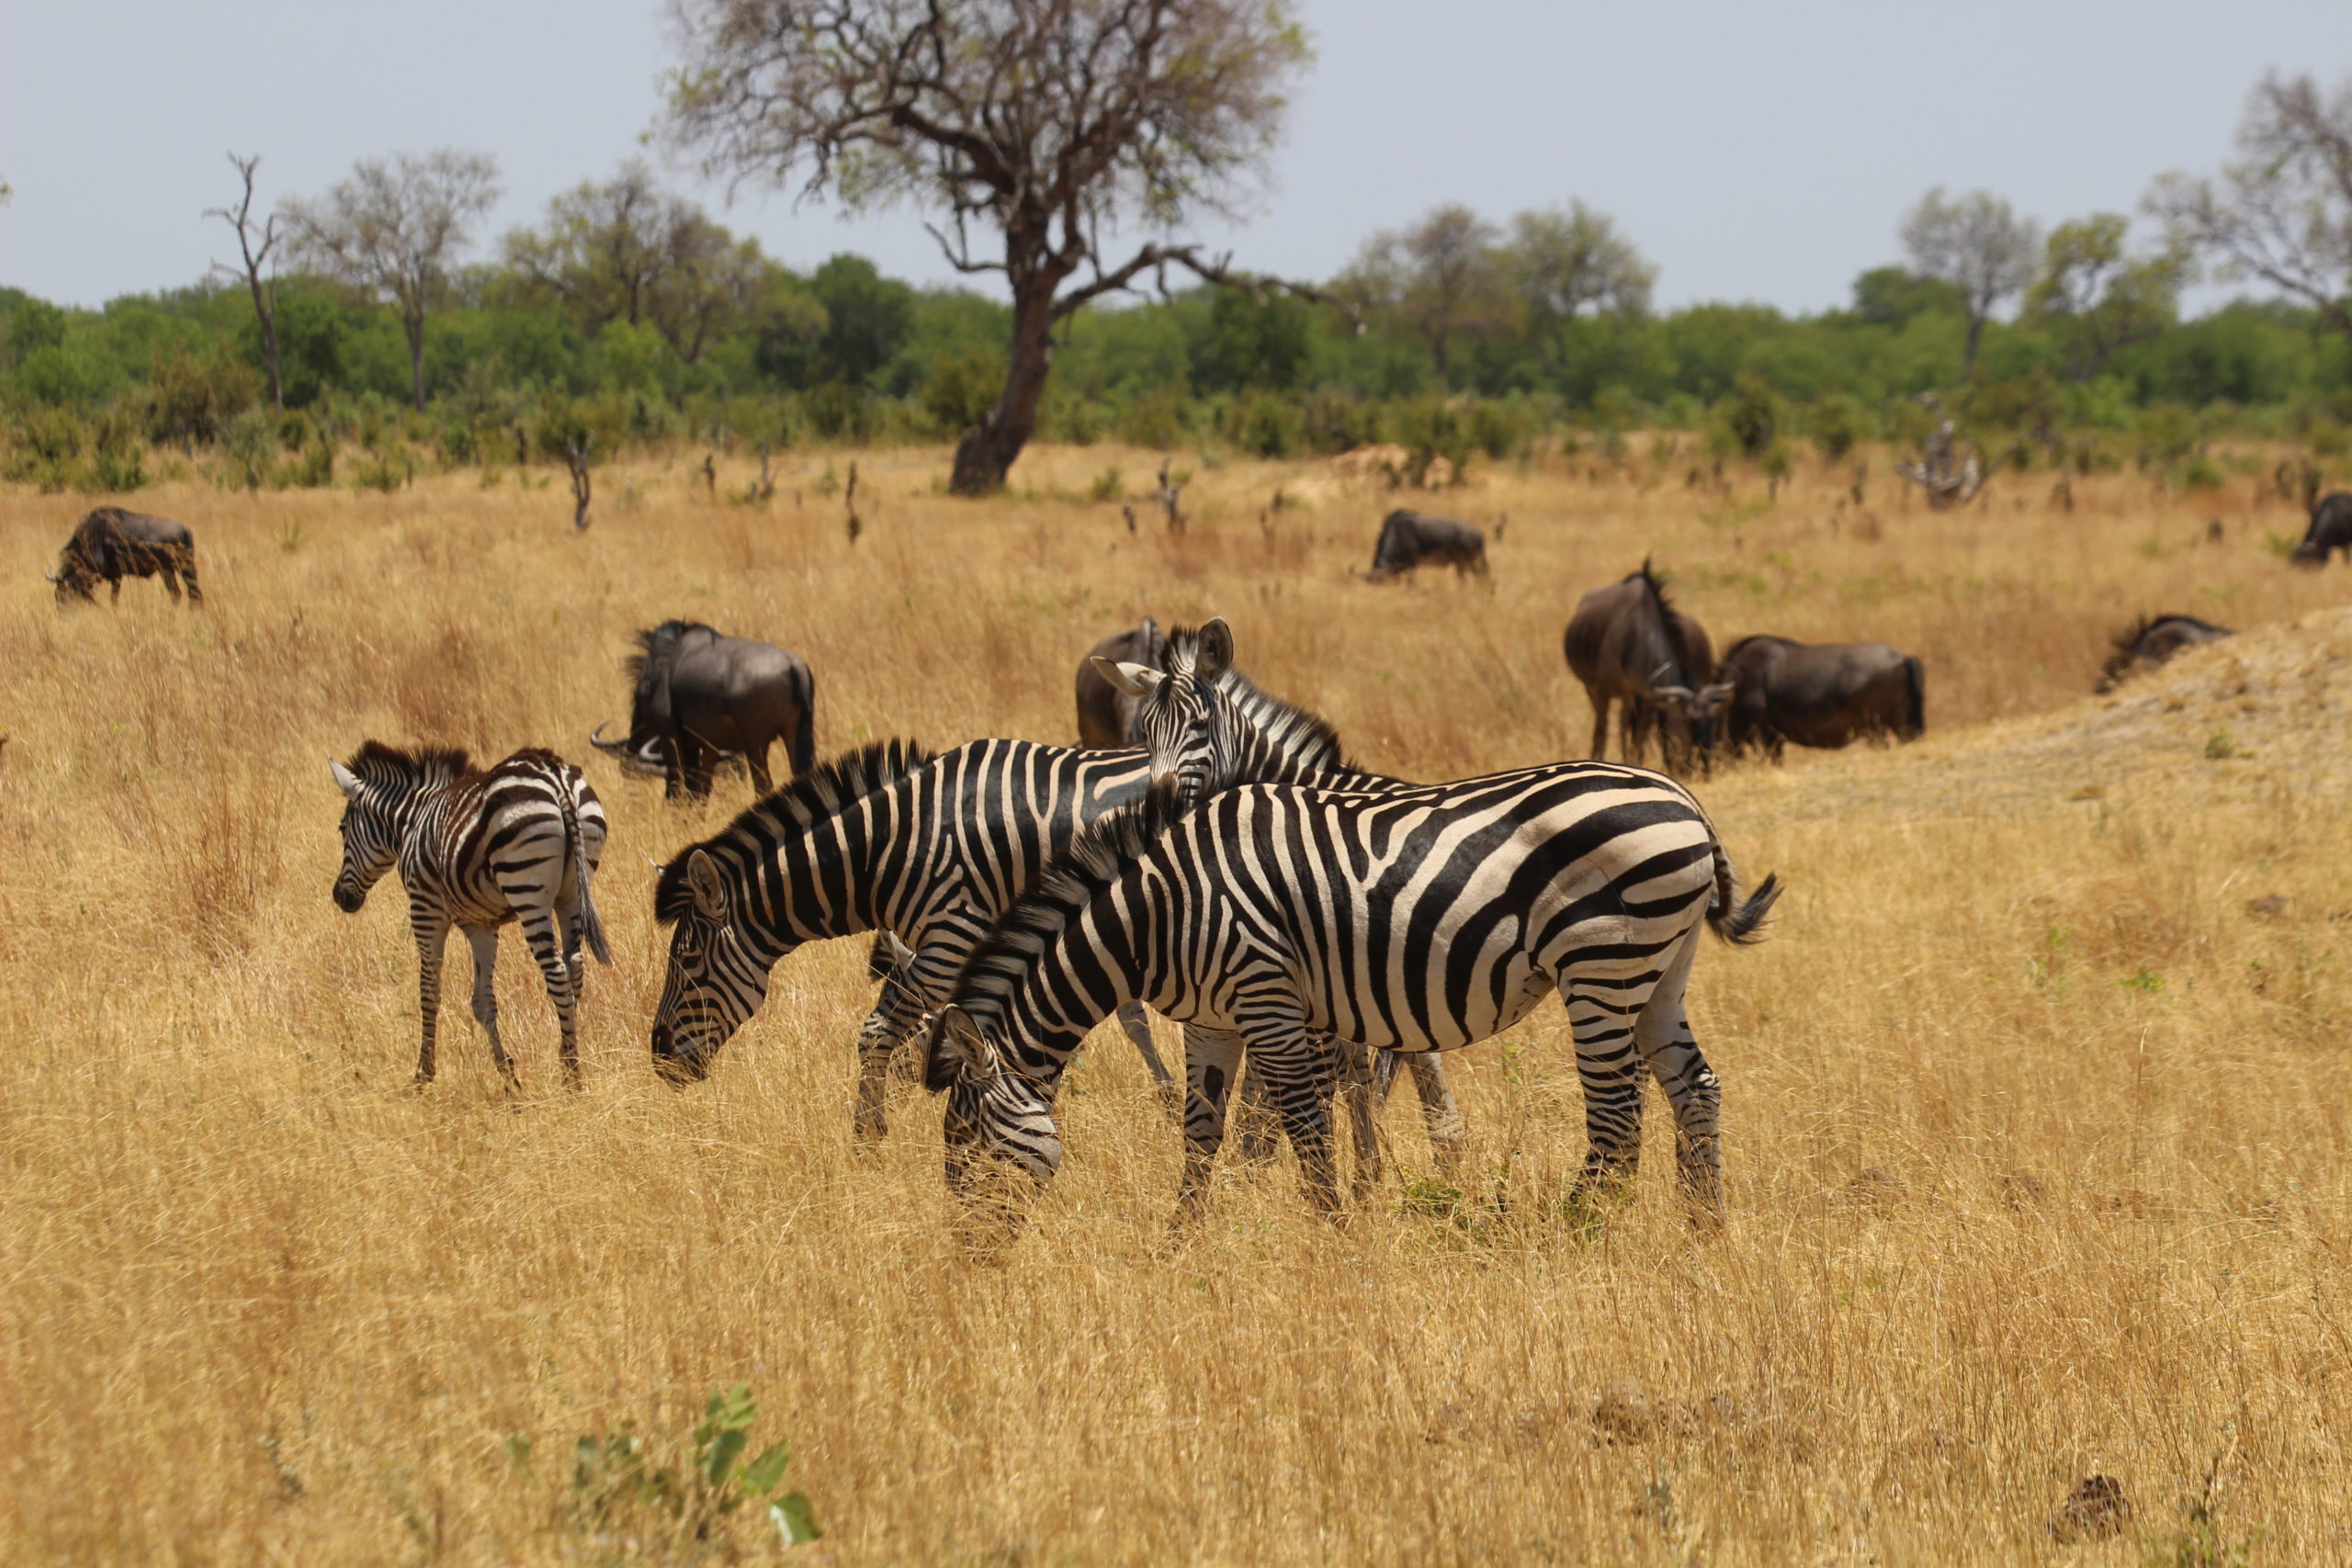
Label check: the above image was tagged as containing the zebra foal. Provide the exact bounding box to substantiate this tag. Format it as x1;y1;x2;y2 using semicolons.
922;765;1778;1232
331;743;611;1089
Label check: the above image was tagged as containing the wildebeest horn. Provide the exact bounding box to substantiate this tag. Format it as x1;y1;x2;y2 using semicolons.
43;569;59;583
589;721;628;753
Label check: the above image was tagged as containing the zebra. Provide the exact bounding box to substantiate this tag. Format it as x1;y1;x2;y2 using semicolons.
920;764;1780;1232
1091;616;1470;1185
330;743;611;1089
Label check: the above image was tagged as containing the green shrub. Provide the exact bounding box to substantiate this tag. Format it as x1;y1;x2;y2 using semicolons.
1117;386;1193;450
1218;390;1306;458
218;407;279;490
922;344;1007;436
802;381;876;443
85;409;147;493
2134;402;2199;468
4;406;85;491
1806;394;1866;461
1716;373;1778;459
143;343;259;448
2178;455;2226;491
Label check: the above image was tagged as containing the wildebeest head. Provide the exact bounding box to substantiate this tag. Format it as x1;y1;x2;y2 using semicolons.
1097;616;1235;801
47;542;103;606
594;620;706;775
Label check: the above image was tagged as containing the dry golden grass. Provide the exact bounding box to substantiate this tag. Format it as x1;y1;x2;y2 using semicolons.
3;442;2348;1565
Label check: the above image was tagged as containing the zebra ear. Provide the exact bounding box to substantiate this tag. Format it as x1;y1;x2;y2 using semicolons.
329;759;361;798
685;851;729;922
1195;617;1234;682
1093;657;1162;699
922;1004;995;1092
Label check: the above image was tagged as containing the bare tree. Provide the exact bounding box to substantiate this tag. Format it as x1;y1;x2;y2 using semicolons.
1899;187;2041;373
1504;202;1653;377
1344;204;1506;381
503;160;771;362
665;0;1317;496
2147;72;2352;342
2021;214;2186;382
285;151;501;410
205;153;286;411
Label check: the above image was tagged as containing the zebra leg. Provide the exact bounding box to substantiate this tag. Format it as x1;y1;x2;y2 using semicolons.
463;925;519;1090
1175;1026;1246;1224
520;910;582;1090
1404;1053;1470;1184
1231;1055;1283;1167
854;941;958;1144
1338;1039;1385;1204
1563;977;1648;1203
1633;931;1723;1223
1242;1023;1342;1217
1113;1001;1182;1117
412;909;450;1088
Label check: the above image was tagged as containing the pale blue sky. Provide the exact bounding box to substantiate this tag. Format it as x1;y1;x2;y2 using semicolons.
2;1;2347;313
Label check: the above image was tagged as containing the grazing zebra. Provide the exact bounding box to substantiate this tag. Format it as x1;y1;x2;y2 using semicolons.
922;764;1779;1231
330;743;610;1089
1093;617;1470;1183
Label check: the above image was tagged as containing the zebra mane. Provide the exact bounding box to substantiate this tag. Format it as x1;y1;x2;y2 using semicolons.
1162;623;1357;775
950;777;1193;1033
344;739;472;793
622;619;714;685
653;738;933;925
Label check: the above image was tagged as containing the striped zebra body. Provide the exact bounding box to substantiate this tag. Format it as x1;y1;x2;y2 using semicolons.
331;744;610;1089
652;739;1169;1134
925;762;1778;1227
1101;617;1470;1184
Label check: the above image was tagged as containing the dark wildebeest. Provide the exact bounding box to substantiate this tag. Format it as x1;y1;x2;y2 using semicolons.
2096;614;2232;692
1562;560;1732;775
590;621;815;798
2290;491;2352;567
1073;617;1169;747
48;506;203;606
1362;510;1488;581
1719;636;1924;761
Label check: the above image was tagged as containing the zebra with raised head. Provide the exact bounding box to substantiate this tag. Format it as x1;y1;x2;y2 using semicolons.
330;743;610;1089
921;764;1779;1233
1092;617;1471;1185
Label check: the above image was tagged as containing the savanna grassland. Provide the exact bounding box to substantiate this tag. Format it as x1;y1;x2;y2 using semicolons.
3;440;2349;1566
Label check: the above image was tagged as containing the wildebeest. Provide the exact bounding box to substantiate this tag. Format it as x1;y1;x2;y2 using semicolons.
2097;614;2232;692
1719;636;1924;761
2290;491;2352;567
1361;509;1488;581
1562;560;1732;775
590;620;815;798
48;506;203;606
1074;617;1168;747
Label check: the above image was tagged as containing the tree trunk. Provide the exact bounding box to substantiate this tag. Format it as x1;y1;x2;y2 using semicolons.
403;310;428;412
246;276;283;412
1962;312;1985;375
950;282;1057;496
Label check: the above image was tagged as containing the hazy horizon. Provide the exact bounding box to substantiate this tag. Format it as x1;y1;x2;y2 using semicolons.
3;1;2348;316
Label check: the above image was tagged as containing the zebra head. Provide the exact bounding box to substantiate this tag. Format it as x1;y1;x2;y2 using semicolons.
922;1004;1063;1196
327;757;400;912
1093;615;1236;807
650;850;776;1083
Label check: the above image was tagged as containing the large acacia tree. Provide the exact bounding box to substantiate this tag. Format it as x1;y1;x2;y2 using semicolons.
665;0;1314;494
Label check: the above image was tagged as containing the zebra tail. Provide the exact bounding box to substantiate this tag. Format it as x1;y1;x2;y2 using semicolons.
561;780;612;964
1707;845;1781;946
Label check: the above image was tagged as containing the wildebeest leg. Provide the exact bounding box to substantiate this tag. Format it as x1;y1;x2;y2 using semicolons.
1174;1025;1245;1224
179;554;202;605
463;925;520;1090
109;577;122;605
1112;1001;1181;1116
682;738;716;798
1403;1053;1468;1183
519;908;582;1090
1588;692;1611;761
413;909;451;1087
162;569;182;603
1632;928;1721;1223
744;742;774;797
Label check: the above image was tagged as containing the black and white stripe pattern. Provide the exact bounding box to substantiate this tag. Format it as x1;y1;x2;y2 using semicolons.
331;743;610;1089
923;763;1778;1226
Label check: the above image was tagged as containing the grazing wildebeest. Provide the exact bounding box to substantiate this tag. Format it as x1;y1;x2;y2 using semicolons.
2097;614;2232;692
1361;510;1488;581
1073;617;1169;748
1719;636;1925;761
590;620;815;798
2290;491;2352;567
1561;560;1732;775
48;507;203;606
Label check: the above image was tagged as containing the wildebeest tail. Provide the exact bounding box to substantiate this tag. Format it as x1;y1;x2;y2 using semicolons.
1901;656;1926;739
560;780;612;964
1707;843;1781;946
791;667;817;775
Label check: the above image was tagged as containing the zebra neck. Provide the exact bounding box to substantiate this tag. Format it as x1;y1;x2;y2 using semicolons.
741;783;907;946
